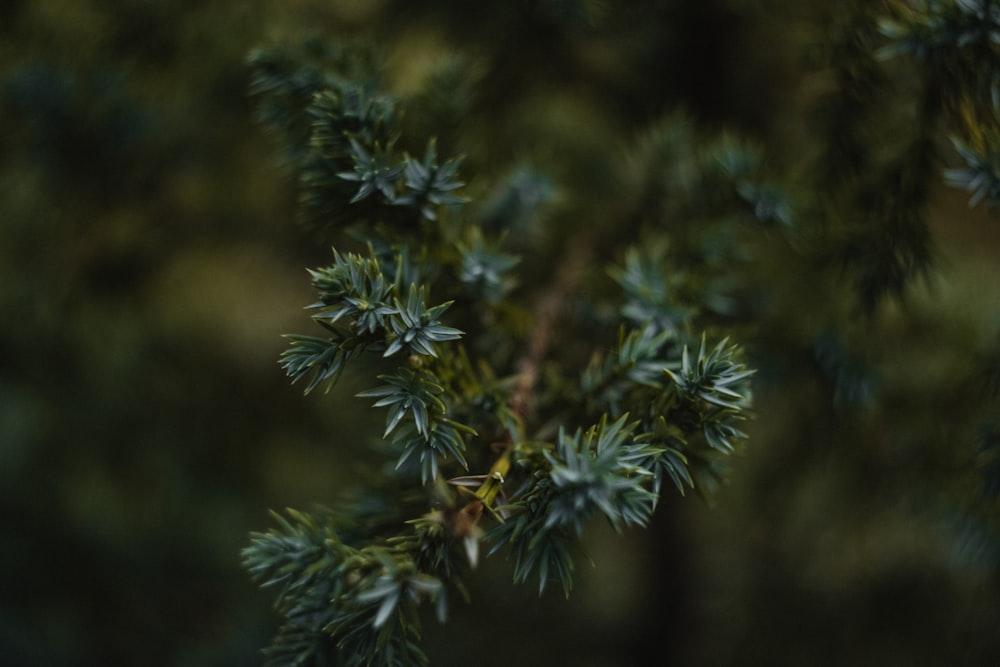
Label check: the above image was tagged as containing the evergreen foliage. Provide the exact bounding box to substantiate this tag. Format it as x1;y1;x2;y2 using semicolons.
242;2;1000;665
242;31;761;667
8;0;1000;664
238;1;1000;663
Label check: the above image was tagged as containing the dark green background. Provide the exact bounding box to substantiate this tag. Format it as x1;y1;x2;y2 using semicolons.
2;1;999;665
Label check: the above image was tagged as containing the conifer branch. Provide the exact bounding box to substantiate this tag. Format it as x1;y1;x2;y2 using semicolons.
244;35;761;659
239;9;1000;657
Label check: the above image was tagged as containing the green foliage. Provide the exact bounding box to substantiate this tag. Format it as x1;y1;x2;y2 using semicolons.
242;31;761;666
240;2;1000;665
874;0;1000;217
803;1;1000;312
7;0;1000;664
544;416;657;535
666;336;753;453
456;228;520;304
947;136;1000;209
384;285;463;359
244;508;448;667
394;140;468;222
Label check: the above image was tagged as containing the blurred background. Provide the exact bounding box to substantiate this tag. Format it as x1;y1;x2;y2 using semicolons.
2;1;999;665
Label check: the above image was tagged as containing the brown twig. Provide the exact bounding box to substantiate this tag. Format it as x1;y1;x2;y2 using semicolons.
509;233;595;425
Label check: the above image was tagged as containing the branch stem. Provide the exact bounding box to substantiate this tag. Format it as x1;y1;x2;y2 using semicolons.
510;234;595;424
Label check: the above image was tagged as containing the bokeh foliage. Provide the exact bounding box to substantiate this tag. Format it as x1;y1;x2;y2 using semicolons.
3;1;1000;665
